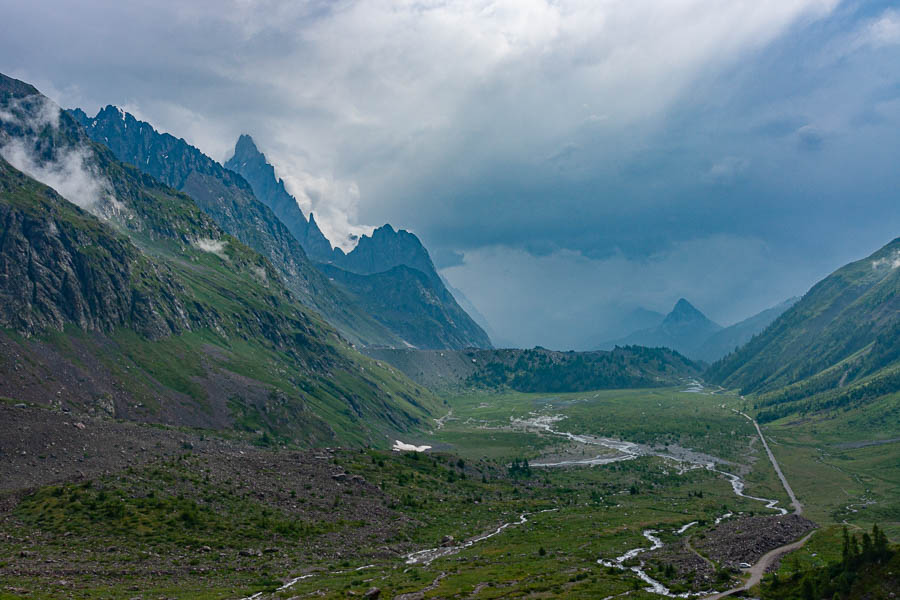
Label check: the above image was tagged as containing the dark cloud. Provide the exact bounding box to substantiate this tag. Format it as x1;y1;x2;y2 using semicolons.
1;0;898;348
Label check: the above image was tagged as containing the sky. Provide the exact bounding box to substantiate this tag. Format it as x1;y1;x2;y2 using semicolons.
2;0;899;349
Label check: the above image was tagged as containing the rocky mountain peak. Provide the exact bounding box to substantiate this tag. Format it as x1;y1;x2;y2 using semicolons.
232;133;261;161
665;298;709;324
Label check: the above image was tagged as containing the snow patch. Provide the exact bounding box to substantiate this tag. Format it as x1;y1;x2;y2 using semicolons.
392;440;431;452
195;238;228;257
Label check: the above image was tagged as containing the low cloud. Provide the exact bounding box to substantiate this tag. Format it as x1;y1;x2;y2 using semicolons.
0;95;116;212
194;238;228;257
277;168;374;252
871;250;900;270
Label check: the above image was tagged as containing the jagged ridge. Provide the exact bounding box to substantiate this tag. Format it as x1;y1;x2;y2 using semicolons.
69;106;404;348
0;72;438;445
225;134;492;349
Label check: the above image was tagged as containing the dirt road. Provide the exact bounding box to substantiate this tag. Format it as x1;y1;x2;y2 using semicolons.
735;408;803;515
704;530;816;599
702;408;814;598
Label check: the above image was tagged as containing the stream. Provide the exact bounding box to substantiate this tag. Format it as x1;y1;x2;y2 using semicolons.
243;395;787;599
509;411;787;597
597;530;712;598
404;509;558;566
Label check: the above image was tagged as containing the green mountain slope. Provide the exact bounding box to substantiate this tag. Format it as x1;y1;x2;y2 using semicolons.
365;346;700;392
692;297;799;363
0;73;437;445
68;106;404;348
707;239;900;394
320;263;492;349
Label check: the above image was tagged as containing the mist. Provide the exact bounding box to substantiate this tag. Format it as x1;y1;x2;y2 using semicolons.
0;95;116;214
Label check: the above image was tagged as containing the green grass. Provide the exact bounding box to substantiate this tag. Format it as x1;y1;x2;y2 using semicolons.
436;387;760;462
16;466;348;546
3;382;893;598
735;391;900;540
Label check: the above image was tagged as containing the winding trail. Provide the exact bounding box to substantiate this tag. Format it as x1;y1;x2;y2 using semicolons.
699;409;814;598
733;408;802;515
703;531;816;600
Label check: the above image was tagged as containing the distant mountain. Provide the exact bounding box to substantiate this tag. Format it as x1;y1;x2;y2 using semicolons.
692;297;800;363
708;239;900;398
69;105;404;348
225;134;491;349
320;263;490;349
601;299;722;359
0;73;436;445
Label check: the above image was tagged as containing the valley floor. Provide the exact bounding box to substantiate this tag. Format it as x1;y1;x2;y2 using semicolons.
0;384;896;599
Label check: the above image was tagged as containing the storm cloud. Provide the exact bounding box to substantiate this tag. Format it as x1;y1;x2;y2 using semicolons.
2;0;898;348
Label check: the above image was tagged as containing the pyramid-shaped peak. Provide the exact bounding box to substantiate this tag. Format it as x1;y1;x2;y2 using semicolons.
665;298;709;323
232;134;263;159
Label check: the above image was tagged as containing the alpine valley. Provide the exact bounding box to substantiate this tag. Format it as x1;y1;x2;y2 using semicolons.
0;69;897;600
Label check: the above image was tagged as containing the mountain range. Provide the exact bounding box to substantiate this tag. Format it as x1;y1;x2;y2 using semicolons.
707;238;900;422
224;134;490;349
3;70;897;437
0;73;438;445
69;108;491;350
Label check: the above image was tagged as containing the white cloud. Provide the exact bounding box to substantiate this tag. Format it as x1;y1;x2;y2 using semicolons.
30;0;836;247
0;95;117;213
278;168;374;252
871;250;900;270
856;8;900;49
195;238;228;256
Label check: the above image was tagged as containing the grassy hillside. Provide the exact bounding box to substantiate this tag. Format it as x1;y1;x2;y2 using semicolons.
0;73;439;446
708;238;900;394
69;106;404;348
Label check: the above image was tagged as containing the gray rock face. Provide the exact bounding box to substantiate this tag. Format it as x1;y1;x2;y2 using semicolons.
0;157;186;339
226;134;492;349
320;263;493;349
225;134;334;262
327;224;442;285
69;106;404;347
